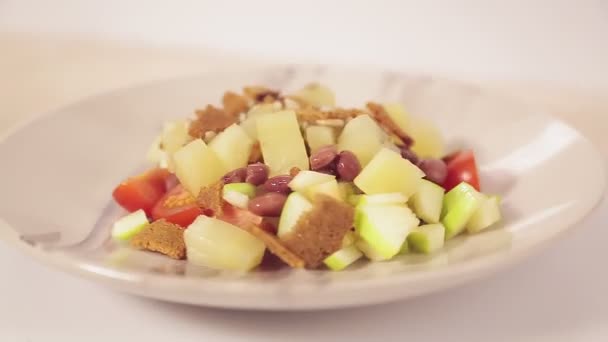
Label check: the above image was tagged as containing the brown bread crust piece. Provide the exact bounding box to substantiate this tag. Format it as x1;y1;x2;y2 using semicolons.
366;102;414;147
237;223;305;268
189;105;237;138
295;107;365;123
196;181;225;217
130;219;186;260
222;91;249;117
282;194;355;268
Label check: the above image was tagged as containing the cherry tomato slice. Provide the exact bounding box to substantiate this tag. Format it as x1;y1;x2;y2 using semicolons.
112;168;171;215
442;150;481;191
151;185;204;227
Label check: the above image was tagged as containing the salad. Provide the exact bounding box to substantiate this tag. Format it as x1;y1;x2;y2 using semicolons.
111;84;502;272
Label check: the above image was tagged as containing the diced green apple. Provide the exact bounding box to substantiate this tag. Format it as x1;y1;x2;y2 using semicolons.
466;195;502;233
407;224;446;254
184;215;266;271
337;115;384;166
305;179;342;201
292;83;336;107
354;204;420;260
208;124;254;171
305;125;336;153
112;209;149;241
354;147;424;197
354;193;409;206
257;110;309;175
173;139;227;196
348;194;363;206
223;183;256;198
222;191;250;209
288;170;335;193
342;231;357;247
277;192;313;239
441;182;482;239
337;182;357;201
382;103;411;133
409;179;445;224
356;238;386;261
323;244;363;271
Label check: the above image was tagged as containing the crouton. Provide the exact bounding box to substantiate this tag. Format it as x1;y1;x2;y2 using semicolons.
243;86;281;103
188;105;237;138
296;107;364;123
366;102;414;147
130;219;186;260
237;223;305;268
222;91;249;117
196;180;224;217
281;194;355;268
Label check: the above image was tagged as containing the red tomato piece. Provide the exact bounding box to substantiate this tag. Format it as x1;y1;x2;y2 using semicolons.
442;150;481;191
112;168;171;215
151;185;204;227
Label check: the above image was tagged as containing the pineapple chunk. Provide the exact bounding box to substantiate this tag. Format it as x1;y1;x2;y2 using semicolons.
173;139;227;196
354;147;424;197
209;124;254;171
337;115;384;166
409;116;445;159
256;110;309;175
305;125;336;153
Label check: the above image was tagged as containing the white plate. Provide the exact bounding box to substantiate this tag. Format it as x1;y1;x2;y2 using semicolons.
0;66;604;310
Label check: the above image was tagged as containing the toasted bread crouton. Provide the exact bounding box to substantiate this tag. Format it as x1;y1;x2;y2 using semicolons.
289;167;301;177
196;181;224;217
366;102;414;147
296;107;365;124
248;141;263;163
189;105;237;138
130;219;186;259
282;194;355;268
222;91;249;117
237;223;305;268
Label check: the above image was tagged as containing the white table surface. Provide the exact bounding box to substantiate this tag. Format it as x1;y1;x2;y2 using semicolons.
1;3;607;340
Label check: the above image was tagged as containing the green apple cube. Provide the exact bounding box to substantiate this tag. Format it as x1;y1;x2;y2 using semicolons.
354;147;424;197
288;170;335;193
348;194;363;206
342;231;357;247
398;238;410;254
409;179;445;224
173;139;227;196
257;110;310;175
223;183;256;198
441;182;482;239
407;224;446;254
337;115;384;166
356;238;386;261
305;179;342;201
222;190;250;209
184;215;266;271
112;209;149;241
277;192;314;239
356;193;409;206
209;123;254;171
355;204;420;260
382;103;411;133
306;125;336;153
466;195;502;233
337;182;357;201
323;244;363;271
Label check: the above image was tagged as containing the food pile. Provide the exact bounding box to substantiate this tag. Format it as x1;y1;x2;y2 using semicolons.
111;84;502;272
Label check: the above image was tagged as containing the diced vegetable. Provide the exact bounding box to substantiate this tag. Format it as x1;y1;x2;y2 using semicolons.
466;195;501;233
161;120;190;154
409;179;445;224
408;116;445;159
354;193;408;206
305;179;342;201
173;139;227;196
306;125;336;153
112;168;171;215
288;171;335;193
354;148;424;197
208;124;254;171
443;150;480;191
184;215;266;271
112;209;149;241
151;185;203;227
382;103;411;134
441;182;482;239
222;191;250;209
277;192;313;239
292;83;336;107
338;115;384;166
223;183;256;198
354;203;419;260
407;224;446;254
323;244;363;271
257;110;309;175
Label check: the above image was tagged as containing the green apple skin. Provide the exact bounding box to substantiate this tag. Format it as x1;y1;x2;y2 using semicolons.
277;192;313;239
407;224;446;254
288;170;335;193
354;203;420;260
323;244;363;271
223;183;257;198
409;179;445;224
441;182;482;239
112;209;149;241
466;195;502;233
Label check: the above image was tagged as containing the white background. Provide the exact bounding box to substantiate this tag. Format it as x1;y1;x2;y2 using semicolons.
0;1;607;341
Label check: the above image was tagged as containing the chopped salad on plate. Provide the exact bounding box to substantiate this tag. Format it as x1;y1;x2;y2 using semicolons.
111;84;502;272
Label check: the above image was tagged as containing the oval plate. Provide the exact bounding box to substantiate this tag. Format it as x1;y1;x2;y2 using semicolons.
0;66;605;310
